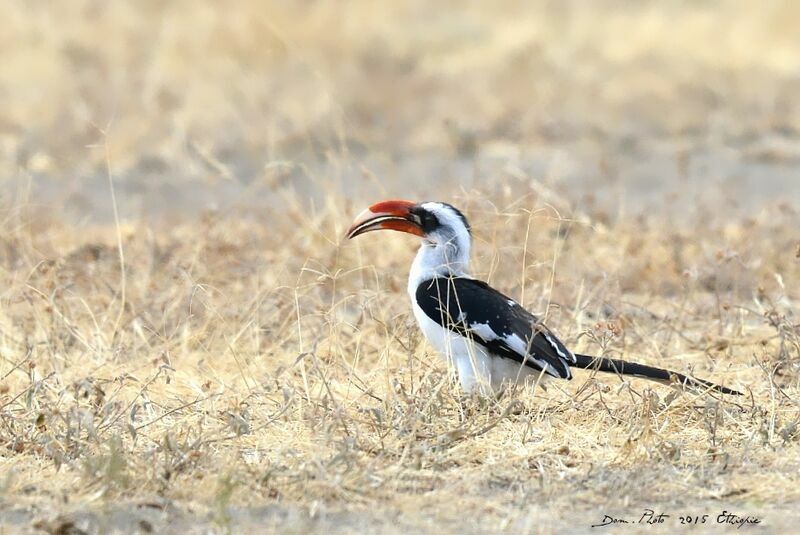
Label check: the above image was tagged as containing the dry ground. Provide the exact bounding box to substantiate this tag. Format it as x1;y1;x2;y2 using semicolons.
1;1;800;533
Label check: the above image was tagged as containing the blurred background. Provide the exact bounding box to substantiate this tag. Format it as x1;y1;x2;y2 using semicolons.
1;0;799;224
1;3;799;530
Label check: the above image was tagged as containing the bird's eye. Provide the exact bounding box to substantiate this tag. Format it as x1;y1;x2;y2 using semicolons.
420;212;438;231
410;206;440;232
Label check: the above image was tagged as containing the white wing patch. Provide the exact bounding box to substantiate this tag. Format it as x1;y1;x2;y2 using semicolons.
413;276;577;382
504;332;528;355
469;322;499;341
542;331;575;363
503;333;555;376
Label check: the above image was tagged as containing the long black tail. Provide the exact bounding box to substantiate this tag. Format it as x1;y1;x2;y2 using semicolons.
573;354;742;396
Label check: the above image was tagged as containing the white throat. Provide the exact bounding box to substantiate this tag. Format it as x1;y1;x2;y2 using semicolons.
407;239;471;296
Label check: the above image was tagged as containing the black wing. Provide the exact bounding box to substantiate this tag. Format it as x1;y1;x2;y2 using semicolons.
415;277;576;379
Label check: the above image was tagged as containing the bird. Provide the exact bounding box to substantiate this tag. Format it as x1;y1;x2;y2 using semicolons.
347;199;741;396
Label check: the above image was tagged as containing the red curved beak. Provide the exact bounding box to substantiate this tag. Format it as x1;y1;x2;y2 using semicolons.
346;200;424;239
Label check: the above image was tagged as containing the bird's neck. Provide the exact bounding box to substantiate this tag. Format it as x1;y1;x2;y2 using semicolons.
407;240;470;295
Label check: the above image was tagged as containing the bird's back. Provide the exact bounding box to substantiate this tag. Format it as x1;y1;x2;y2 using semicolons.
411;276;576;391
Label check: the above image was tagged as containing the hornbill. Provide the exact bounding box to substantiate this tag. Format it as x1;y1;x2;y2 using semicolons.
347;200;741;396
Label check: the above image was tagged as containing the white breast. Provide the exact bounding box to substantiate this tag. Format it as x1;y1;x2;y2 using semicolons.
411;298;491;393
407;241;545;394
410;297;544;394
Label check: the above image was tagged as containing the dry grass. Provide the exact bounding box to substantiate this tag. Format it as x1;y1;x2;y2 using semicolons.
1;1;800;533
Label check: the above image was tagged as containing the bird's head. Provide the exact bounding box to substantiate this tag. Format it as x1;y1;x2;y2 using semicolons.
347;200;471;247
347;200;473;276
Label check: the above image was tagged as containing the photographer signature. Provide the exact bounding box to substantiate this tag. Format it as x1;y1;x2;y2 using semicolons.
591;509;761;528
